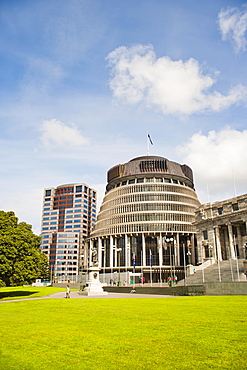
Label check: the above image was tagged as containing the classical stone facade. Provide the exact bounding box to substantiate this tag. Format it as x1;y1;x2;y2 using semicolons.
87;155;201;281
194;194;247;263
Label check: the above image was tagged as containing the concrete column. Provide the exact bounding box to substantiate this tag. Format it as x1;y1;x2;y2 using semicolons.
190;234;196;265
125;234;129;267
236;225;243;258
214;226;222;261
110;235;114;267
158;233;162;266
142;234;146;266
227;223;236;259
176;233;180;266
98;237;102;268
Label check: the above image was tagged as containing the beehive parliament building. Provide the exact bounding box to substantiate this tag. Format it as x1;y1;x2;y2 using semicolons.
87;155;201;280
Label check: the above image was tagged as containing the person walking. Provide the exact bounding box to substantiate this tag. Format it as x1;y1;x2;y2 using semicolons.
65;285;70;298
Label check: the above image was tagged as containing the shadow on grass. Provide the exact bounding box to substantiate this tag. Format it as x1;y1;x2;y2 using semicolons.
0;291;39;300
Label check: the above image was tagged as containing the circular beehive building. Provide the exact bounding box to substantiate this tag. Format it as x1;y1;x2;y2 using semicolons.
88;155;200;282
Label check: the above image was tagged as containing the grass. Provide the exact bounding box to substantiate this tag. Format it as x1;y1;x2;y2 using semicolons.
0;286;66;300
0;293;246;369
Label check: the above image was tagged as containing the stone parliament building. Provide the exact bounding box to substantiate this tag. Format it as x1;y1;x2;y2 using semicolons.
195;194;247;263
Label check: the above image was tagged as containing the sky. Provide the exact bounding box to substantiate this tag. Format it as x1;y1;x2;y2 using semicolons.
1;0;247;234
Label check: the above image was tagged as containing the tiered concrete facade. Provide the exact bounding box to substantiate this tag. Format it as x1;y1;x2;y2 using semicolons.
87;156;201;281
194;194;247;263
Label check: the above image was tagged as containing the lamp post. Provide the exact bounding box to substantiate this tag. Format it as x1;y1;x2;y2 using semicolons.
166;237;174;287
116;248;122;286
187;251;192;265
208;245;213;258
243;243;247;259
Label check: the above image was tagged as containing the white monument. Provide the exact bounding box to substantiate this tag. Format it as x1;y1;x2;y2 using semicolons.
80;248;108;296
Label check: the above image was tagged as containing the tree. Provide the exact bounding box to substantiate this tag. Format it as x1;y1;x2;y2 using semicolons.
0;210;49;286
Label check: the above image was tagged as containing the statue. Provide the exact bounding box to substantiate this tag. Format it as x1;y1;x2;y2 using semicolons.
91;247;99;267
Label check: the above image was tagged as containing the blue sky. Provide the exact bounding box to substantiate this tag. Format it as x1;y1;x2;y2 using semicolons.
1;0;247;233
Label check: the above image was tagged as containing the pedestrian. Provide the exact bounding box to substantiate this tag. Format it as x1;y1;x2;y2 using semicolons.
245;271;247;280
174;275;178;284
65;284;70;298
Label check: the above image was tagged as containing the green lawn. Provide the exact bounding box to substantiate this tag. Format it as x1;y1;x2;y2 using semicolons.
0;294;246;369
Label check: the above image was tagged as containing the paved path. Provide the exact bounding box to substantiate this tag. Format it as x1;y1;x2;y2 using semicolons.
0;290;175;303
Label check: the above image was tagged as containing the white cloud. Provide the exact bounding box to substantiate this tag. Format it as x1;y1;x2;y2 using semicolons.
177;128;247;203
40;118;89;149
218;5;247;52
107;44;247;116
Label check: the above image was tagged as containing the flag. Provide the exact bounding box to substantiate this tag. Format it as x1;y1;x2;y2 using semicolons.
133;254;136;268
150;249;153;267
147;133;153;145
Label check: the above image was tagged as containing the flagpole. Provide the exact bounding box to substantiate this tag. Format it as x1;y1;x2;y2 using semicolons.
147;131;150;156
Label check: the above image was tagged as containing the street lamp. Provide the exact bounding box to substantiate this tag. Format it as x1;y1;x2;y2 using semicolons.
243;243;247;259
208;245;213;258
166;237;174;287
187;251;192;265
116;248;122;286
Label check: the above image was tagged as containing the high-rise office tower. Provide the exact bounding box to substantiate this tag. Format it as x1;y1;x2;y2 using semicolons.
87;155;200;282
40;183;97;282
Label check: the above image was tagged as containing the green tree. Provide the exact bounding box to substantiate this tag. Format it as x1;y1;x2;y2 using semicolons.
0;210;48;286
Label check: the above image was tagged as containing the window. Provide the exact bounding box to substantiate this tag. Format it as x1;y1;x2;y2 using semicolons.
75;194;82;198
45;189;51;196
232;203;239;211
137;178;144;183
218;207;223;215
203;230;208;240
84;186;88;193
76;185;82;193
75;199;82;203
129;179;135;184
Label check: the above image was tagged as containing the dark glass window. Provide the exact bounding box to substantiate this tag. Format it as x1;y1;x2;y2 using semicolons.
76;185;82;193
45;189;51;196
203;230;208;240
232;203;239;211
218;207;223;215
137;178;144;183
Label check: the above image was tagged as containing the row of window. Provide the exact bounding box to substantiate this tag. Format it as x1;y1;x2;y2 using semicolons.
112;184;194;198
101;193;199;211
92;222;196;237
109;177;191;189
101;213;195;225
97;203;195;220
